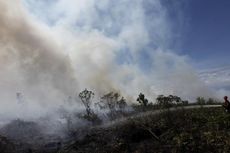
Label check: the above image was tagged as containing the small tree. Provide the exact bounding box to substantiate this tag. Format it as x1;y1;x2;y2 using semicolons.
97;92;127;120
156;95;182;108
78;89;101;124
137;93;148;107
206;98;214;104
101;92;118;112
169;95;182;104
196;97;206;105
117;97;127;110
78;89;95;116
182;100;189;105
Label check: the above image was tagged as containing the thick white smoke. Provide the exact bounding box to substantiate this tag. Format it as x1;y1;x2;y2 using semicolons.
0;0;78;121
0;0;215;121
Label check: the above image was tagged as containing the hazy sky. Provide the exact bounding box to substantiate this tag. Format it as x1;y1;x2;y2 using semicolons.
19;0;230;99
22;0;230;70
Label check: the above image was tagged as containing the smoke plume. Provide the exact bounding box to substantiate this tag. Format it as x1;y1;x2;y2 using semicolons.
0;0;214;121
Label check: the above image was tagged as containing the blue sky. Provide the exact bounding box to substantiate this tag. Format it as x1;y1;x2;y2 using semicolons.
118;0;230;71
180;0;230;69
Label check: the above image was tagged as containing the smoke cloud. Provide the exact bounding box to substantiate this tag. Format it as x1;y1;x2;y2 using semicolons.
0;0;214;121
0;0;78;121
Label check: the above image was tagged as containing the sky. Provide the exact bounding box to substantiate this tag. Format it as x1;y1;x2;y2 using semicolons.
0;0;229;121
182;0;230;69
21;0;230;69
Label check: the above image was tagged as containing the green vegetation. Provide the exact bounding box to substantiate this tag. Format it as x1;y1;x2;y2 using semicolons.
60;107;230;153
196;97;219;105
133;94;220;112
133;94;189;112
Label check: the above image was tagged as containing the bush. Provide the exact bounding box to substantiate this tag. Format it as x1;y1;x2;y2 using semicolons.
156;95;182;108
136;93;148;107
78;89;95;116
96;92;127;120
196;97;206;105
78;89;101;124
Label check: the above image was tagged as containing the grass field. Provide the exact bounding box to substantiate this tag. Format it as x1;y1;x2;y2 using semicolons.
59;106;230;153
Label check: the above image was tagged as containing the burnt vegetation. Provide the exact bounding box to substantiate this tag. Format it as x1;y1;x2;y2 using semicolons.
0;90;225;153
77;89;101;124
96;92;127;120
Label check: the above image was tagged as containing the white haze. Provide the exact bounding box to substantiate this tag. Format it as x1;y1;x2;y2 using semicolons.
0;0;216;123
